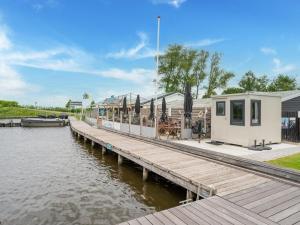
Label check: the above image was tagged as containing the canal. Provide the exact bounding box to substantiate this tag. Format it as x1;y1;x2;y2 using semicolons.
0;127;185;225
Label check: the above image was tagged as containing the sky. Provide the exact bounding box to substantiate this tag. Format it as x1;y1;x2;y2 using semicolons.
0;0;299;106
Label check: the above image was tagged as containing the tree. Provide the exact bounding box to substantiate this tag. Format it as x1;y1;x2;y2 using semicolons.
222;87;244;94
203;53;234;98
90;100;95;108
82;92;89;100
239;71;269;92
159;45;183;93
159;45;206;94
65;99;71;109
268;74;297;92
193;50;209;99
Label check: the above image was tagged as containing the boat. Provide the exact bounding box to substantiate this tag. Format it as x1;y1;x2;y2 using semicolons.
21;118;66;127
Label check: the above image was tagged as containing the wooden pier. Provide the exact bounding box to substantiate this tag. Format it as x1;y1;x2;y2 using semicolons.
69;118;300;225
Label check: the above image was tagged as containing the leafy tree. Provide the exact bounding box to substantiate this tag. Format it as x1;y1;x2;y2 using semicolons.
82;92;89;99
203;53;234;98
65;99;71;109
239;71;269;92
90;100;95;108
222;87;244;94
193;50;209;99
0;100;19;107
268;74;297;92
159;45;183;93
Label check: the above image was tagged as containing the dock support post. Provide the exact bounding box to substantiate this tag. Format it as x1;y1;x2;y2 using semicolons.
91;141;95;147
84;137;87;143
143;167;149;181
77;133;80;139
102;145;106;155
118;154;123;165
186;190;193;201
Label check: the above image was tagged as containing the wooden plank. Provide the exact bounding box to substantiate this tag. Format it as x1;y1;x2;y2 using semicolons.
228;181;285;203
236;184;289;206
153;212;174;225
136;217;152;225
169;208;199;225
279;212;300;225
260;195;300;218
177;206;215;225
196;200;245;225
252;189;300;214
208;196;278;225
203;197;260;225
144;214;164;225
186;203;233;225
244;187;299;210
128;219;141;225
269;203;300;222
217;176;269;196
161;210;187;225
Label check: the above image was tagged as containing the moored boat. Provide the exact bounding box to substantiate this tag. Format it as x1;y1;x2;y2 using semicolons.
21;118;66;127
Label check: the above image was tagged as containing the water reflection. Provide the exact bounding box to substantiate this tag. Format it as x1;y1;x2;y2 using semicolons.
0;127;185;225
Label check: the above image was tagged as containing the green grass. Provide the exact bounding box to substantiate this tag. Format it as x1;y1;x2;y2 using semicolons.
268;153;300;171
0;107;75;119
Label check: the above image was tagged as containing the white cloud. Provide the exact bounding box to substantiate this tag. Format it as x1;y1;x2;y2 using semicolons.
185;38;224;47
0;62;36;97
272;58;296;74
151;0;186;8
260;47;277;55
106;32;156;59
31;0;59;12
0;26;12;50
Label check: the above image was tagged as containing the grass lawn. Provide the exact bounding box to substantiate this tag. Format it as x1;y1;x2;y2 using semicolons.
268;153;300;171
0;107;74;119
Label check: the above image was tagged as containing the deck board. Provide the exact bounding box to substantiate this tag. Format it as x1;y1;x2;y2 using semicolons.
69;119;300;225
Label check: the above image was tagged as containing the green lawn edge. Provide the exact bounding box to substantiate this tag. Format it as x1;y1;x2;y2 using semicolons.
268;153;300;171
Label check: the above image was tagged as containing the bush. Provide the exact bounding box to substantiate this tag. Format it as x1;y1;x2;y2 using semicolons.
0;100;19;107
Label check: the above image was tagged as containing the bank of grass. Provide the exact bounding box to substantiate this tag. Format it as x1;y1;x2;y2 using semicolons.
0;107;75;119
268;153;300;171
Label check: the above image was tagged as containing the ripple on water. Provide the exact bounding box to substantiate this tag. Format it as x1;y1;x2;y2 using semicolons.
0;127;184;225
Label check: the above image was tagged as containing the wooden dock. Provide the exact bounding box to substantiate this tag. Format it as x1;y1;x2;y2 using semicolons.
69;119;300;225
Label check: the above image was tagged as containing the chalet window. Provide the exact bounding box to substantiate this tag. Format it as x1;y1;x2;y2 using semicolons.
216;101;225;116
230;100;245;126
251;100;261;126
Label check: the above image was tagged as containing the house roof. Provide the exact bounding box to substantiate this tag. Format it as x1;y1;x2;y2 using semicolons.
212;90;300;102
141;92;184;104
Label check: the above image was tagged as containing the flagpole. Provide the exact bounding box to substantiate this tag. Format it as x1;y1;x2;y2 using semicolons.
155;16;160;138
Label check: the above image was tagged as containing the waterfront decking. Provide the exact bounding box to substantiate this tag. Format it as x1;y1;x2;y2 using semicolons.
69;119;300;225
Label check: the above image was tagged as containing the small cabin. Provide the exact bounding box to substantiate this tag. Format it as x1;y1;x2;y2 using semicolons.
211;92;281;147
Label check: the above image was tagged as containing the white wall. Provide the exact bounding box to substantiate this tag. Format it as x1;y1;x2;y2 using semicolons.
211;94;281;147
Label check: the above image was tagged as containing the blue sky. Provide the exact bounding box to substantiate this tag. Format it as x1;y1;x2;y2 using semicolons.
0;0;299;106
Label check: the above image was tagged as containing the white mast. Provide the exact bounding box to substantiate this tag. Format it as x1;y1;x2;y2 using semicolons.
154;16;160;138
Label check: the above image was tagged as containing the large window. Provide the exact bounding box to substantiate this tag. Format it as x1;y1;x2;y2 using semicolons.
230;100;245;126
216;101;225;116
251;100;261;126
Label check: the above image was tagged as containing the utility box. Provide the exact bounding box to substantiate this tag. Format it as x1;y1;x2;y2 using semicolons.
211;92;281;147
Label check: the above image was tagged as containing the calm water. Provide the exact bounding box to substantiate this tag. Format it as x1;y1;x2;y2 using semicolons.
0;127;185;225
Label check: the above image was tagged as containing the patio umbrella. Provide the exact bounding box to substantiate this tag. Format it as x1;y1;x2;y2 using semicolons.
134;94;140;115
160;97;167;122
122;97;128;115
184;83;193;119
149;98;154;120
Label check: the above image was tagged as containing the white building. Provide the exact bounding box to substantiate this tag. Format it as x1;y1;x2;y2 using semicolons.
211;92;281;147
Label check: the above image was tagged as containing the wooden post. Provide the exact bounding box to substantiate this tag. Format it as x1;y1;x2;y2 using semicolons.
186;190;193;201
77;133;80;139
140;115;143;136
84;137;87;142
143;167;149;181
102;145;106;155
118;154;123;165
91;141;95;147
